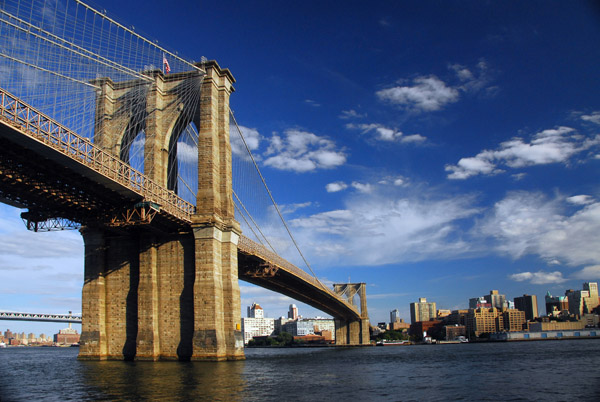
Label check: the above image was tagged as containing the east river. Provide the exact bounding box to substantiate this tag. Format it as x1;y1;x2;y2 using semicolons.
1;340;599;401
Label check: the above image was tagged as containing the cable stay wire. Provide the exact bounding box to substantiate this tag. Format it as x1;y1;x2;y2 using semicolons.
229;108;332;294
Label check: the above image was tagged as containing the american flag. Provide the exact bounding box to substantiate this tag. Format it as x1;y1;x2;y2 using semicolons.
163;55;171;74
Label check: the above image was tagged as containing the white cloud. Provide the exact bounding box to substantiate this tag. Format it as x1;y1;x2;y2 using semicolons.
347;123;426;144
278;202;312;215
508;270;566;284
446;126;600;179
326;181;348;193
263;129;346;172
290;191;479;266
567;195;594;205
376;76;459;112
581;112;600;125
476;191;600;266
230;124;261;158
305;99;321;107
572;265;600;279
351;182;373;193
339;109;366;119
449;60;492;94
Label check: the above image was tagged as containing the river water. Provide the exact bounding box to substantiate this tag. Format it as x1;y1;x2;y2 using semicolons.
1;340;599;401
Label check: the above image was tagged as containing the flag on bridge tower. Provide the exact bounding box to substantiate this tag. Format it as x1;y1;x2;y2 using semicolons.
163;54;171;74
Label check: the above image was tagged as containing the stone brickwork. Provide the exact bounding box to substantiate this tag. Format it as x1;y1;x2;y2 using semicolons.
333;283;370;345
79;61;244;361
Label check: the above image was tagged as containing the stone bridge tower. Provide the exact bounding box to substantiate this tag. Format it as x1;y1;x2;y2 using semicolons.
333;283;370;345
79;60;244;361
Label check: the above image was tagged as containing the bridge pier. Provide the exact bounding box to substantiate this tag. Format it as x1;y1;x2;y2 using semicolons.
333;283;371;346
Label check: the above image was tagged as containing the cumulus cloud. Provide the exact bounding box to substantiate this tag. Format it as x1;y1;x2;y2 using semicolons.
567;195;594;205
508;270;566;284
376;76;459;112
326;181;348;193
351;182;373;193
446;126;600;179
230;124;261;158
581;112;600;125
572;265;600;279
263;129;346;172
347;123;426;144
476;191;600;266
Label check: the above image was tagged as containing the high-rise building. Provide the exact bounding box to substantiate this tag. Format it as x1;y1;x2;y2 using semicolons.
566;282;599;316
288;304;298;320
583;282;599;312
545;291;568;315
248;303;264;318
514;294;538;321
410;297;437;324
484;290;506;309
390;309;400;324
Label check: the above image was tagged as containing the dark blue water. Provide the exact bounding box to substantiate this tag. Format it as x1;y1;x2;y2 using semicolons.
1;340;599;401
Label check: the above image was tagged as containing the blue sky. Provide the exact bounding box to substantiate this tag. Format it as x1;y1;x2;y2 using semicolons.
1;0;600;335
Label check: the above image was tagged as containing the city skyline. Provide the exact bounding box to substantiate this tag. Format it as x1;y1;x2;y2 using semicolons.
1;1;600;331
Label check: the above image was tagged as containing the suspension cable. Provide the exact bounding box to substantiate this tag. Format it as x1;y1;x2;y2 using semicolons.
229;108;330;292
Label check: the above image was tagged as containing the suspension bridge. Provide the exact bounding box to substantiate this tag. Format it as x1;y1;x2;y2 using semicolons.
0;0;369;361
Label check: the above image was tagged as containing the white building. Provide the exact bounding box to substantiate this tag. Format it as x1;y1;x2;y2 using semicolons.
242;303;274;344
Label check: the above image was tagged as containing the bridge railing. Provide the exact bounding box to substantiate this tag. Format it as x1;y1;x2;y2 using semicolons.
0;87;194;223
238;235;360;315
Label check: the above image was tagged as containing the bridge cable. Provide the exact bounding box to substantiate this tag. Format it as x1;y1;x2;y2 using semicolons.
229;108;331;293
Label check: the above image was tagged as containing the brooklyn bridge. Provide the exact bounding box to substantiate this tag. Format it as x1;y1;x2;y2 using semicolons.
0;0;369;360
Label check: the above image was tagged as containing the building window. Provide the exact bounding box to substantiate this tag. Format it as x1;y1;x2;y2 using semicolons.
524;334;529;339
590;331;596;337
541;333;547;338
574;332;580;337
557;332;563;338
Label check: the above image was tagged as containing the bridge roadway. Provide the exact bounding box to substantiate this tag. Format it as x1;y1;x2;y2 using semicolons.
0;311;82;324
0;87;362;323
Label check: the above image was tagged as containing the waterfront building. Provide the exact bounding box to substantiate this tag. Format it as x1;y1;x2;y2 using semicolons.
274;316;293;334
282;318;335;338
545;291;569;315
446;310;469;326
490;328;599;341
528;320;585;332
410;298;437;324
242;303;275;344
54;327;80;345
390;319;410;332
502;309;526;332
467;307;503;337
514;294;538;321
288;304;298;320
445;325;467;341
409;320;443;340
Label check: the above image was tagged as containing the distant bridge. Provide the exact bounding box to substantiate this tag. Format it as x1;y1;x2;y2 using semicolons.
0;311;82;324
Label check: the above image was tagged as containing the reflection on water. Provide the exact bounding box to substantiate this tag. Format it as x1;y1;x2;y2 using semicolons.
1;340;600;401
80;359;246;402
